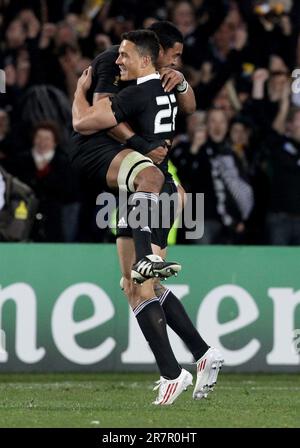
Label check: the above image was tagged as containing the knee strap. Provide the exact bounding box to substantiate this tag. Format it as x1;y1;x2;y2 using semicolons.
117;151;154;193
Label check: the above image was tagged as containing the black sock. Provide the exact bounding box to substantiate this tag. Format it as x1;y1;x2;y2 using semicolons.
128;192;159;261
159;289;209;361
134;298;181;379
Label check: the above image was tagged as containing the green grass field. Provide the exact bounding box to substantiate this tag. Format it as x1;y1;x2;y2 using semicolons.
0;372;299;428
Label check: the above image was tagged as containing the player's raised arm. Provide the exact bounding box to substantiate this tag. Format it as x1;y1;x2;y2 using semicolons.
160;68;196;115
72;67;118;134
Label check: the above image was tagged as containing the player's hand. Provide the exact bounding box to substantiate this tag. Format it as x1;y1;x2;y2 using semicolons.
147;146;168;164
77;66;92;92
160;68;184;92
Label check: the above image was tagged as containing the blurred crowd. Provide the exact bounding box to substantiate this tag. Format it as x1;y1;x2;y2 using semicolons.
1;0;300;245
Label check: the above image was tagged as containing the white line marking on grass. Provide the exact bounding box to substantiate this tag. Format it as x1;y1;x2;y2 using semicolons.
1;383;299;392
217;386;300;391
0;383;97;389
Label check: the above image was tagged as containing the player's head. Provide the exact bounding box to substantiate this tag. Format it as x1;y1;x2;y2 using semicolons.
116;30;160;81
148;21;183;69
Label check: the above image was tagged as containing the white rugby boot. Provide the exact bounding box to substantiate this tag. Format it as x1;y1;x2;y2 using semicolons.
152;368;193;406
193;347;224;400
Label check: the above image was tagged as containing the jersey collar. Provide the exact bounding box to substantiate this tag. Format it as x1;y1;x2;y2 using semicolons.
137;72;160;85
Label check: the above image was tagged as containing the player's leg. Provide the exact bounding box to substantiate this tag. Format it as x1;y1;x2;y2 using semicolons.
153;246;224;399
117;237;192;405
108;148;181;283
118;180;199;360
117;181;201;356
117;237;181;379
153;245;209;359
154;181;224;399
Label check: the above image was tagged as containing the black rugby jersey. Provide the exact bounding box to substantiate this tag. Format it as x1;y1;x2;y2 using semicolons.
70;46;122;160
87;45;121;103
110;73;178;177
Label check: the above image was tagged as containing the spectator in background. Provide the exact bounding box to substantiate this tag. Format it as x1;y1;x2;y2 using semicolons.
0;109;13;171
170;0;229;69
34;21;91;100
4;18;27;56
173;108;254;244
13;121;80;242
248;58;289;132
229;115;253;169
229;114;269;244
192;26;249;110
0;165;38;242
58;43;91;100
237;0;295;69
0;0;66;25
268;55;290;101
212;82;238;121
0;12;37;112
171;111;207;193
261;76;300;245
251;65;300;245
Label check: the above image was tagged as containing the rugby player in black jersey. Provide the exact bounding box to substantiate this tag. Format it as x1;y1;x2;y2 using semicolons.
73;27;223;405
72;30;181;285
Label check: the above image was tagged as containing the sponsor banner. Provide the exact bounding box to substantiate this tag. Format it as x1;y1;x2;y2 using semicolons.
0;244;300;372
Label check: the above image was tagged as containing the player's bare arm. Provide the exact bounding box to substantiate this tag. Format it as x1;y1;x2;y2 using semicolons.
160;67;196;115
72;67;118;134
93;92;134;142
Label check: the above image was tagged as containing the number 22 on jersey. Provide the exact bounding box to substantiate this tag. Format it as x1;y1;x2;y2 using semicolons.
154;94;178;134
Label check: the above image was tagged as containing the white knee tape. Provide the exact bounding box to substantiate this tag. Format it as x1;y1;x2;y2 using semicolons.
117;151;154;192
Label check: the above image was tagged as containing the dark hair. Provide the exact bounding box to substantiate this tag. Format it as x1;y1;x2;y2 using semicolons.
230;114;253;130
148;21;183;50
57;43;80;57
32;120;61;145
121;30;160;65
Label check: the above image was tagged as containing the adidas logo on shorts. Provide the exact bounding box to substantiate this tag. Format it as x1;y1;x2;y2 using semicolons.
141;226;151;232
118;217;127;228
